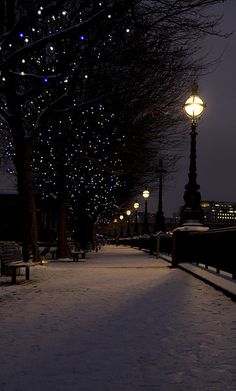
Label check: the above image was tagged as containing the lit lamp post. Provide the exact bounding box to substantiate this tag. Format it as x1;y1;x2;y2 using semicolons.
142;187;150;235
180;82;206;226
133;201;140;236
119;214;124;237
126;210;131;237
114;218;118;238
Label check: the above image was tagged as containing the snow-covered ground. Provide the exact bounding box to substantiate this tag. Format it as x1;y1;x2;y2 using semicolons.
0;245;235;391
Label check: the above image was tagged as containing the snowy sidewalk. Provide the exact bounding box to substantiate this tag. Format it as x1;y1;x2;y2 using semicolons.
0;245;235;391
159;254;236;300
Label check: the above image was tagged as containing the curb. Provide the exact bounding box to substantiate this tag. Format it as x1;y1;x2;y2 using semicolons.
159;254;236;302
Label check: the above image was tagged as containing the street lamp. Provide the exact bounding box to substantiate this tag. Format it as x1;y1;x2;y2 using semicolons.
133;201;140;236
142;187;150;235
126;210;131;237
119;214;124;237
180;82;206;226
114;218;118;238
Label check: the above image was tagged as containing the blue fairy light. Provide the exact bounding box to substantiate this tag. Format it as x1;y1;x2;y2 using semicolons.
43;77;48;83
19;32;25;38
80;35;85;41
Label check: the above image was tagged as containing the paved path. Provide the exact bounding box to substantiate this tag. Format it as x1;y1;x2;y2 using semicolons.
0;245;235;391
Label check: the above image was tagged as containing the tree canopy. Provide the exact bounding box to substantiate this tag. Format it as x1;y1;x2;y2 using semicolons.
0;0;228;255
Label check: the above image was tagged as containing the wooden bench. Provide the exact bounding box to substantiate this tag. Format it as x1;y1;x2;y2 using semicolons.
39;245;57;259
50;247;57;259
38;242;87;262
40;245;51;258
71;249;86;262
69;242;86;262
0;241;39;284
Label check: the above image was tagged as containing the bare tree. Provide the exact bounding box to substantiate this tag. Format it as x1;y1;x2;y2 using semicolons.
0;0;227;258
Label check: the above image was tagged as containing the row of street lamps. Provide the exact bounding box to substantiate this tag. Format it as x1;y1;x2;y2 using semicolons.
114;188;151;238
113;82;206;238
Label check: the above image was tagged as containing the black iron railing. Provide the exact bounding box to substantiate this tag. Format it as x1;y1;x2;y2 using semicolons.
109;227;236;279
172;226;236;279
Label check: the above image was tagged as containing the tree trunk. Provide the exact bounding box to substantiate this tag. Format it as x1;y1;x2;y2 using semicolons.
5;77;40;262
14;139;40;261
56;194;71;258
89;218;97;250
56;167;71;258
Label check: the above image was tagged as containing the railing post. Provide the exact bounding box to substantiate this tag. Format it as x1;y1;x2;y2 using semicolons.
156;232;161;259
171;230;178;267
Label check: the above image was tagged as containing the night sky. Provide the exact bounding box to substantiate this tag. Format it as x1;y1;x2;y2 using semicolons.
151;0;236;218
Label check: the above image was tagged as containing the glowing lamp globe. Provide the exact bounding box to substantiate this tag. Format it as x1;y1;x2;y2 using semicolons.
119;215;124;221
134;202;140;210
143;189;150;199
183;83;206;122
126;210;131;216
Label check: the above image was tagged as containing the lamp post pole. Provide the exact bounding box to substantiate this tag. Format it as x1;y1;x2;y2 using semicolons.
133;201;140;236
114;218;117;238
119;215;124;238
142;187;150;235
126;210;131;237
180;82;206;226
154;159;166;232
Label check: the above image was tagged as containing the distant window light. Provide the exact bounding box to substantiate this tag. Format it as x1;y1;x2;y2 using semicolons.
201;202;210;208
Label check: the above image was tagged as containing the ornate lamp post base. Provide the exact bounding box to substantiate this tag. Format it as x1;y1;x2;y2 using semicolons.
180;123;204;227
154;210;166;232
180;206;204;227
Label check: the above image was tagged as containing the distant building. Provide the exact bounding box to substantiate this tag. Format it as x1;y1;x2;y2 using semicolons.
0;158;57;241
0;158;19;239
201;201;236;227
0;158;17;194
173;200;236;229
